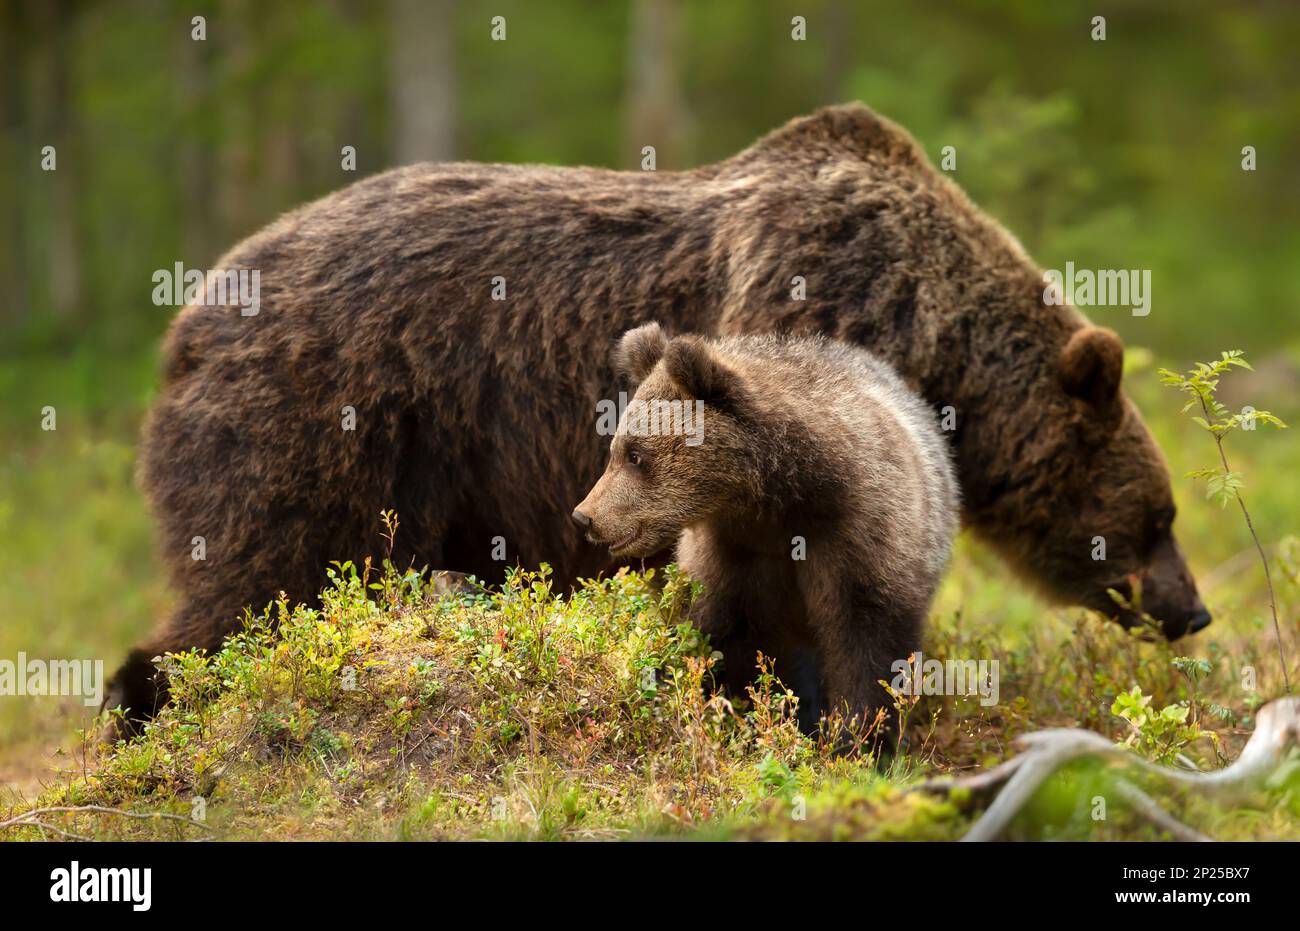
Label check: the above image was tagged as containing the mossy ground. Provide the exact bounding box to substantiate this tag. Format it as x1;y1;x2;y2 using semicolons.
5;544;1298;842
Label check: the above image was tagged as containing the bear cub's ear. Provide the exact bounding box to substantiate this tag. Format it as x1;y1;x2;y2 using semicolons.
616;322;668;385
1057;325;1123;417
663;336;744;412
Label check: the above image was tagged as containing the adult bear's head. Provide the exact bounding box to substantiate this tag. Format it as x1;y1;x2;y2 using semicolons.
719;103;1209;640
1001;324;1210;640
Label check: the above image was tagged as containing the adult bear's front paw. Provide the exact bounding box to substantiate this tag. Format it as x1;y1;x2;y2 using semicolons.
100;648;168;742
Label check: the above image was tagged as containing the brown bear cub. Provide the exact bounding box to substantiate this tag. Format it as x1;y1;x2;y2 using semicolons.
573;323;958;735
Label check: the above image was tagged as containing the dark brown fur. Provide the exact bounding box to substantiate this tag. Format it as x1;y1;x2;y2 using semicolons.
106;103;1207;727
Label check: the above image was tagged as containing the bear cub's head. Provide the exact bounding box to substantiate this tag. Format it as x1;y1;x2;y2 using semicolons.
572;323;757;559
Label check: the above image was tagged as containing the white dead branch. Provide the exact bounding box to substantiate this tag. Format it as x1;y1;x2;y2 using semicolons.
914;697;1300;842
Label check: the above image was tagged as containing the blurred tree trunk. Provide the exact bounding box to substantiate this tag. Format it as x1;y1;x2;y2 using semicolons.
0;0;32;328
335;0;376;171
32;0;86;327
177;12;215;266
823;0;852;102
389;0;456;163
265;4;315;212
217;0;257;242
625;0;687;168
262;58;305;215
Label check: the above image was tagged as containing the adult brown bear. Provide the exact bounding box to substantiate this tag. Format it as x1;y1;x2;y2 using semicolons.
105;104;1209;729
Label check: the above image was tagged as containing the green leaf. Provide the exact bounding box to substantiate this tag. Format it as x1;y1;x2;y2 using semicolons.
1161;704;1190;724
1205;471;1243;507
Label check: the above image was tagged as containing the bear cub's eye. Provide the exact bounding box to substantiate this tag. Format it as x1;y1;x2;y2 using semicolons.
626;449;643;467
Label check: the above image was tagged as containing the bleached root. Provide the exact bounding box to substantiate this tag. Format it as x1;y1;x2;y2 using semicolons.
913;697;1300;842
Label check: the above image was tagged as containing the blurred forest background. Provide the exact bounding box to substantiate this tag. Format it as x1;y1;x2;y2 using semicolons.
1;1;1297;788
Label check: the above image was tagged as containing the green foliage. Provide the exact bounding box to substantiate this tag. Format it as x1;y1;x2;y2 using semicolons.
5;2;1300;359
1158;350;1292;694
1111;686;1203;767
2;551;1295;841
1159;351;1286;507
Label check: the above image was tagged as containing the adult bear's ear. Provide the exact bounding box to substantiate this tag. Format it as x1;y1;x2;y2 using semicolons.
1057;326;1123;428
616;323;667;386
662;336;746;413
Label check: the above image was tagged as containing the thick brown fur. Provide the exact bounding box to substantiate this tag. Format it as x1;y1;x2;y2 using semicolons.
575;326;959;732
106;103;1208;727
